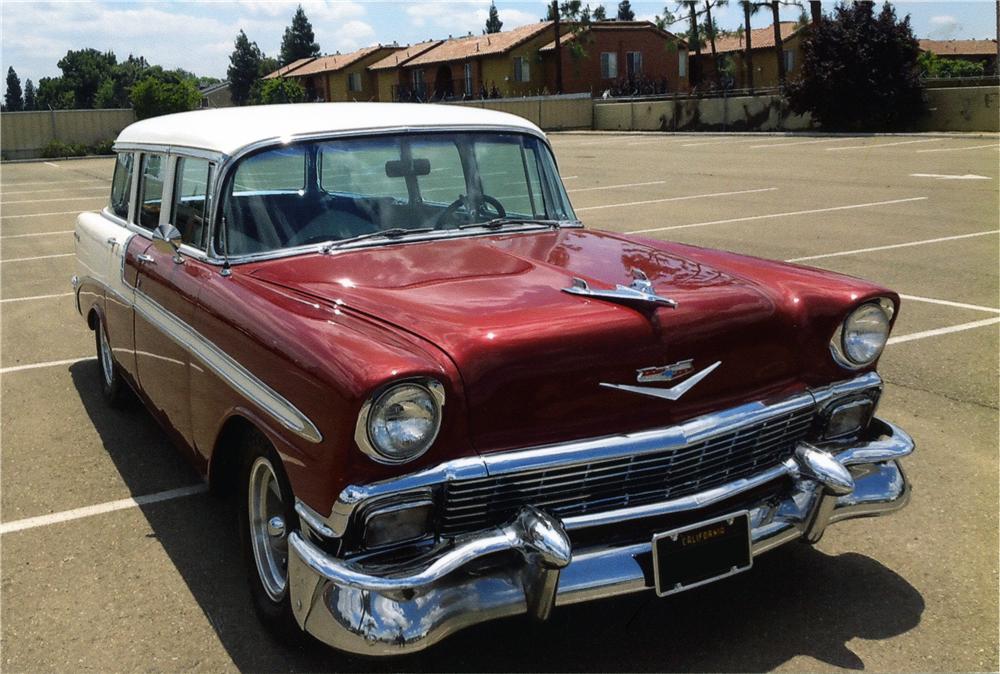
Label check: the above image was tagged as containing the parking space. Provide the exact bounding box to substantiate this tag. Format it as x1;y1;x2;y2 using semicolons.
1;132;997;672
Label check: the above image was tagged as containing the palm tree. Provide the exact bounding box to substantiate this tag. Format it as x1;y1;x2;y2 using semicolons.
769;1;786;86
682;1;702;85
739;1;763;91
703;1;728;88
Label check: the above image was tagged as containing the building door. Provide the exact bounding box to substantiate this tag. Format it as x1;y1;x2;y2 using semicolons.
434;65;454;99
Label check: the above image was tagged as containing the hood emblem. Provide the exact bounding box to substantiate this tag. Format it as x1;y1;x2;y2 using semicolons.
563;268;677;309
601;361;721;402
637;358;694;383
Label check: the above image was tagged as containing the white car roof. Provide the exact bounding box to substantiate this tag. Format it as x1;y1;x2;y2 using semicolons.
115;102;546;156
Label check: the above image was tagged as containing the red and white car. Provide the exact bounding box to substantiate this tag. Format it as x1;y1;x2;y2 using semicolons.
73;103;913;654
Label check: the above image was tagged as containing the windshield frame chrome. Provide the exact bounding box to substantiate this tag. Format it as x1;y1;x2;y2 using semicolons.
204;124;576;267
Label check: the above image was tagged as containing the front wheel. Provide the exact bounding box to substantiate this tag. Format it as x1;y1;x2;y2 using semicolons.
237;433;303;642
95;317;125;407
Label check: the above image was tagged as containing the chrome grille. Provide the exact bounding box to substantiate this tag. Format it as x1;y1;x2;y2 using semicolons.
439;405;816;537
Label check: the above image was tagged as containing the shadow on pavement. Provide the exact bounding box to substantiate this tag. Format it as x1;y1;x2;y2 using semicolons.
71;360;925;672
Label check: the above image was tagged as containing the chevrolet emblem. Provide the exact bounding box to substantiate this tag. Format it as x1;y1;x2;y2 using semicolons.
636;359;694;383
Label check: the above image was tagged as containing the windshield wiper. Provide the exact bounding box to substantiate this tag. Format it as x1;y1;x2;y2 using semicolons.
321;227;434;253
457;217;566;231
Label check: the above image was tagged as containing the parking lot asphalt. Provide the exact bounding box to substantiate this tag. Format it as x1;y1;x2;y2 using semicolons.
1;134;997;672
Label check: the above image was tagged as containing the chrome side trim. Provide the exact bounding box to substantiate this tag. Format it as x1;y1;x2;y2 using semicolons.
131;289;322;443
319;373;884;537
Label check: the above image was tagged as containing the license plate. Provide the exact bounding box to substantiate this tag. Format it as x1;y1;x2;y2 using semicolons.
652;511;752;597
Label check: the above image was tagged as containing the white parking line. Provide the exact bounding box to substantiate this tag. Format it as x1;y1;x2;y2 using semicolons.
898;294;1000;314
568;180;666;193
887;318;1000;345
749;138;852;149
0;209;89;219
0;179;108;187
0;230;73;239
44;162;62;168
827;139;943;151
0;356;94;374
785;229;998;262
579;187;777;213
910;173;990;181
0;292;74;304
916;143;999;153
629;196;927;234
0;484;209;535
1;186;107;196
562;175;579;180
682;138;763;148
1;195;106;206
0;253;74;264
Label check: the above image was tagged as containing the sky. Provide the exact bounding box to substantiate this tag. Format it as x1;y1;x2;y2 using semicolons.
1;1;997;89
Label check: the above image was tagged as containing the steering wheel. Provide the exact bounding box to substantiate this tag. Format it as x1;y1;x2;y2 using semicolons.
435;194;506;229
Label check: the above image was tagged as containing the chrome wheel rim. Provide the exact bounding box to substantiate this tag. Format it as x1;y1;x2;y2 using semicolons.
248;457;288;602
98;323;114;388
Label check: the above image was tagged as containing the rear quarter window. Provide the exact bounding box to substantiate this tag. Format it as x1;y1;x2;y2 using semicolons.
109;152;133;219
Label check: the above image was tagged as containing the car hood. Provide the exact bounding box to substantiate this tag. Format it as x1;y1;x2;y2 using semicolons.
249;228;890;452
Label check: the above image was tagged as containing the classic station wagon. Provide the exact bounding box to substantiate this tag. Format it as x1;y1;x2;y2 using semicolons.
73;103;913;654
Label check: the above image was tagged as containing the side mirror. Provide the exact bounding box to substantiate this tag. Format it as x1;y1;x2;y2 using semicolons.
152;223;184;263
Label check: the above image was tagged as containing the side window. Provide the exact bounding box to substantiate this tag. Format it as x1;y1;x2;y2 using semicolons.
137;153;166;230
109;152;133;219
171;157;213;249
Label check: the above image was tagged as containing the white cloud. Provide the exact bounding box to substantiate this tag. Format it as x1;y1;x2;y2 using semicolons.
928;14;960;39
405;2;538;37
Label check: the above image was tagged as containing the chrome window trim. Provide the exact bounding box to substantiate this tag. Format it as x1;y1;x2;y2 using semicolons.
318;372;884;538
205;125;571;266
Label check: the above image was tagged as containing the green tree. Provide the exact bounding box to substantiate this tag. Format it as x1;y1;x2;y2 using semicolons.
617;0;635;20
485;1;503;33
786;1;924;130
228;30;263;105
95;54;152;108
280;5;321;66
918;51;986;78
254;77;306;104
130;77;201;120
702;0;728;87
593;4;607;20
5;67;24;111
56;48;118;108
23;78;36;111
36;77;74;109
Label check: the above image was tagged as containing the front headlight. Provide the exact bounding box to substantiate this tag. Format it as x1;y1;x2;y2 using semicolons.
831;300;893;368
356;381;444;464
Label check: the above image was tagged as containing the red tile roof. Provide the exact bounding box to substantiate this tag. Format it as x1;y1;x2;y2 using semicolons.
279;45;393;77
538;20;685;52
712;22;803;54
264;57;315;79
368;40;444;71
918;39;997;57
404;22;555;67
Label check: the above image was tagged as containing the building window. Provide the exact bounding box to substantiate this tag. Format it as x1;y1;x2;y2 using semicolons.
348;72;363;92
464;62;474;94
513;56;530;83
679;50;688;78
783;49;794;72
600;52;618;79
412;69;426;96
626;51;642;78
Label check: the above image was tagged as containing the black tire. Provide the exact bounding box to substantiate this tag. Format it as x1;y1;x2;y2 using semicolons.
94;316;126;407
236;430;304;643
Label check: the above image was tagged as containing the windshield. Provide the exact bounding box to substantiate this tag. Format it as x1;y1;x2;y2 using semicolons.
219;132;575;256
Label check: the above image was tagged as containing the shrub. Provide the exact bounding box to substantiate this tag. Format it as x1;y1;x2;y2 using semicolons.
130;77;201;120
90;139;115;155
918;51;987;78
41;140;88;158
786;2;925;131
254;76;306;105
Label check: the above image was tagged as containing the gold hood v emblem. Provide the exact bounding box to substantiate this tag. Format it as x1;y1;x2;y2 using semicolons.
600;361;722;401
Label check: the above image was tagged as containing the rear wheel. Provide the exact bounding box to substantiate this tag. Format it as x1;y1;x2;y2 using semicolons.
94;317;125;407
236;432;302;642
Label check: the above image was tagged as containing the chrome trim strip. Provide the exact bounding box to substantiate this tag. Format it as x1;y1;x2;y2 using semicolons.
320;373;884;536
131;289;322;443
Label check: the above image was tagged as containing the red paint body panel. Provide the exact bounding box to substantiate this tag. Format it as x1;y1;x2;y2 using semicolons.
249;229;896;464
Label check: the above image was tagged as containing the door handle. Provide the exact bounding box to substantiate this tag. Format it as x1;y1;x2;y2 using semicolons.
137;254;156;264
106;237;118;247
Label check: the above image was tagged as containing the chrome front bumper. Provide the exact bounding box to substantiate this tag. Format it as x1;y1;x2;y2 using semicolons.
287;418;913;655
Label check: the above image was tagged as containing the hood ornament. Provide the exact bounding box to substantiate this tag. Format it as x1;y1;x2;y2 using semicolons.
562;268;677;309
601;361;721;401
